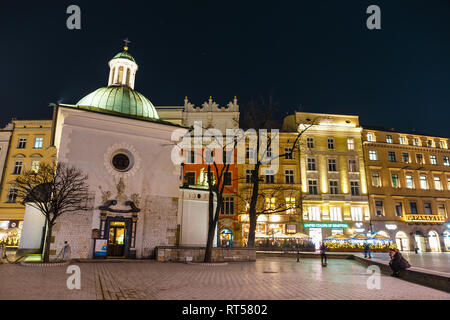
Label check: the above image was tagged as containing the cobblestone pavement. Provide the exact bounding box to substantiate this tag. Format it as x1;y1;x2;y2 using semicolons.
0;257;449;300
362;252;450;274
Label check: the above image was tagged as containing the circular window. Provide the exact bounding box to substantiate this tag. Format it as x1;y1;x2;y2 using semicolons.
112;153;132;172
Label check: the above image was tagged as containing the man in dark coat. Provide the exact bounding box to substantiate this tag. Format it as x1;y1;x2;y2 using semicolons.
320;242;327;266
389;248;411;277
363;242;372;259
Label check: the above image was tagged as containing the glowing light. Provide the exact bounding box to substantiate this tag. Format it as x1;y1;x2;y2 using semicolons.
385;224;397;230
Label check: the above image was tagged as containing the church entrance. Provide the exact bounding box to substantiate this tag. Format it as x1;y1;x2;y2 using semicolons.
105;218;132;258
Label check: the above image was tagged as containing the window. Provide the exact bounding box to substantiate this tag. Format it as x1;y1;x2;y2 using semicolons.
307;158;316;171
367;133;374;142
285;170;294;184
440;141;447;149
351;207;363;221
245;170;252;183
34;137;43;149
348;159;358;172
350;181;360;196
329;207;342;221
329;180;339;194
327;138;334;149
185;172;195;185
246;147;255;161
375;201;384;216
371;172;381;187
224;172;232;186
395;202;403;217
434;176;442;190
386;135;393;144
204;149;214;163
285;197;296;214
399;137;407;145
13;161;23;175
443;156;450;166
347;138;354;150
413;138;419;146
430;155;438;165
266;147;272;158
308;180;318;195
391;174;400;188
308;206;321;221
416;153;424;164
286;224;296;234
188;150;196;164
112;153;131;171
17;137;26;149
388;151;396;162
284;148;293;159
7;188;18;203
31;160;40;172
223;150;233;164
265;197;276;211
369;150;378;161
438;204;446;215
328;159;337;172
307;137;314;148
265;171;274;184
420;175;428;189
405;174;414;189
410;202;418;214
223;197;235;215
402;153;410;163
427;140;433;147
424;203;432;215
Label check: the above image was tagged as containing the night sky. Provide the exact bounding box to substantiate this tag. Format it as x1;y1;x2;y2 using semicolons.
1;0;449;137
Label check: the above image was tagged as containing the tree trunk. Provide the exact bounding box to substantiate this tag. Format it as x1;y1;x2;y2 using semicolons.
43;221;53;263
204;219;216;263
247;163;261;248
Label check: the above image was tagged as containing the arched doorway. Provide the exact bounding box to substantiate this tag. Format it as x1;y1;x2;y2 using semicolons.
443;231;450;251
428;231;441;252
395;231;410;251
219;228;233;247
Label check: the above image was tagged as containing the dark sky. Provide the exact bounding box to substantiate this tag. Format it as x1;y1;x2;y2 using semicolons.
1;0;449;137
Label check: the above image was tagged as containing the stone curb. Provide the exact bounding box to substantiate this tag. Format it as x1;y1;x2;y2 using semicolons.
19;261;71;267
187;262;229;266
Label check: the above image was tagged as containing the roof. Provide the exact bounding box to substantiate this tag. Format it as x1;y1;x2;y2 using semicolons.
112;50;136;63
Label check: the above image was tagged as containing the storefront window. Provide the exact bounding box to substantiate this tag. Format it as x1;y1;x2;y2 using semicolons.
0;220;23;247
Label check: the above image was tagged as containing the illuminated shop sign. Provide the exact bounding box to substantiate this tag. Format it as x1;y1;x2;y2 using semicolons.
385;224;397;230
404;215;445;223
303;223;348;229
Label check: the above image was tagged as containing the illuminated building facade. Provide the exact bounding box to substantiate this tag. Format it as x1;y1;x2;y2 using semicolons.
362;128;450;252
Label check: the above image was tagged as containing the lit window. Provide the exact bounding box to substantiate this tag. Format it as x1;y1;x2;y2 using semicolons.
308;180;318;195
438;204;446;215
328;138;335;149
34;137;44;149
307;137;314;148
405;174;414;189
369;150;378;161
430;155;438;165
328;158;337;172
367;133;374;142
413;138;419;146
265;197;276;211
285;197;296;214
440;141;447;149
329;180;339;194
348;159;358;172
375;201;384;216
347;138;354;150
420;175;428;189
402;153;410;163
434;176;442;190
285;170;294;184
386;135;393;144
329;206;342;221
351;207;363;221
31;160;40;172
391;174;400;188
308;206;321;221
350;181;360;196
395;202;403;217
399;137;407;145
443;156;450;166
371;172;381;187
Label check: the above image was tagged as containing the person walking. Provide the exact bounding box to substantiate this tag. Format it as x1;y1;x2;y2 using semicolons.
363;242;372;259
319;242;327;266
389;248;411;277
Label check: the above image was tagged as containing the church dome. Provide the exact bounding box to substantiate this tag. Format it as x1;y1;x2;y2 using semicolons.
77;85;159;119
112;50;136;63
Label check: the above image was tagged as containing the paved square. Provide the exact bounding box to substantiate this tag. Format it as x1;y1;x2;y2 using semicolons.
0;257;448;300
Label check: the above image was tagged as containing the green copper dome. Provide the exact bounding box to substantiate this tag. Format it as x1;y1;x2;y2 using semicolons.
76;85;159;119
112;50;136;63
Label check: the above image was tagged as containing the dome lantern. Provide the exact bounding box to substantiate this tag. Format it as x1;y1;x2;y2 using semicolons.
107;39;138;89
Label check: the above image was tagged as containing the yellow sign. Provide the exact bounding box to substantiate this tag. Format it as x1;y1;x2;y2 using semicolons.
404;215;445;223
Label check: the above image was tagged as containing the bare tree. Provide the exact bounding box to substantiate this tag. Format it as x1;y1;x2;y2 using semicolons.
241;97;317;248
13;162;89;262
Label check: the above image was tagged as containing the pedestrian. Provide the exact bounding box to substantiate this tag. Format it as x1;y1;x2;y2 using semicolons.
319;242;327;266
363;242;372;259
62;241;71;261
389;248;411;277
